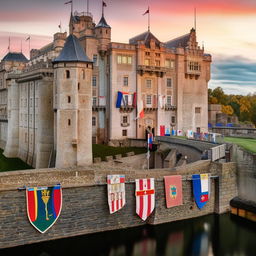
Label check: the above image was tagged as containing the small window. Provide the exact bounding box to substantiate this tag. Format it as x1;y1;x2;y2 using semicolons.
82;70;85;79
66;70;70;79
167;78;172;88
122;129;127;136
195;107;201;113
68;96;71;103
171;116;176;124
92;116;96;126
92;97;97;106
78;83;80;90
145;52;150;56
145;59;150;66
167;96;172;105
146;95;152;105
68;119;71;126
155;60;160;66
117;55;122;64
122;56;127;64
123;116;128;124
146;79;151;88
127;56;132;64
123;76;128;86
93;55;98;65
155;53;160;57
92;76;97;87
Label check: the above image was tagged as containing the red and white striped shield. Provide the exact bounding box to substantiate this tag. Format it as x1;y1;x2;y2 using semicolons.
135;178;155;221
107;175;125;214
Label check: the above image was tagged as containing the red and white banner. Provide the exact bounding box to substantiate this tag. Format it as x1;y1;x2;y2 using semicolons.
107;175;125;214
135;178;155;221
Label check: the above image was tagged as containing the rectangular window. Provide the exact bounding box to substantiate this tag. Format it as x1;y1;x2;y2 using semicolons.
167;78;172;88
146;95;152;105
171;116;176;124
145;59;150;66
92;97;97;106
165;59;170;68
122;56;127;64
123;116;128;124
127;56;132;64
92;76;97;87
155;60;160;66
93;54;98;65
92;116;96;126
167;96;172;105
145;52;150;56
123;76;128;86
146;79;152;88
117;55;122;64
155;53;160;57
122;129;127;136
195;107;201;113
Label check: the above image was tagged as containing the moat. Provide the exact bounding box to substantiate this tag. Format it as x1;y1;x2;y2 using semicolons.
1;213;256;256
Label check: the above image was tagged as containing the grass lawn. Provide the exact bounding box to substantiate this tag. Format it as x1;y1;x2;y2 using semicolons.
92;144;147;160
0;149;32;172
224;137;256;153
0;145;147;172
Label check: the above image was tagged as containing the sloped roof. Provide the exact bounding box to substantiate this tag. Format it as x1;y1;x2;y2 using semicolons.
129;31;161;48
165;33;190;49
2;52;28;62
53;34;92;63
96;16;111;28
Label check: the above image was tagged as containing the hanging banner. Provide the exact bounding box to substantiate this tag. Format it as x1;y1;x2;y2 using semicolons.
186;130;194;139
165;126;171;136
192;174;209;209
107;175;126;214
177;130;183;136
26;184;62;233
135;178;155;221
172;129;177;136
164;175;182;208
164;175;183;208
160;125;165;136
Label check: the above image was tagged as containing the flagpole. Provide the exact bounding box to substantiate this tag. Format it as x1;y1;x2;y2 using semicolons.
87;0;89;13
102;0;104;17
194;7;197;31
148;6;150;32
8;37;10;52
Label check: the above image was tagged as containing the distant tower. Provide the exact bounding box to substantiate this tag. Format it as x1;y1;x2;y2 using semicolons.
53;34;93;168
95;12;111;56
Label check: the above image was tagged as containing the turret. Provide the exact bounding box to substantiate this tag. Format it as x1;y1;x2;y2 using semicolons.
53;34;93;168
95;15;111;56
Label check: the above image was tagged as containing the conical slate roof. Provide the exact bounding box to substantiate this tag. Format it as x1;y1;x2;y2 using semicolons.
96;16;111;28
53;34;92;63
2;52;28;62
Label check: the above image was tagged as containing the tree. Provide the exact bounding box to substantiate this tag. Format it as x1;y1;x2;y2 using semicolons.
222;105;234;116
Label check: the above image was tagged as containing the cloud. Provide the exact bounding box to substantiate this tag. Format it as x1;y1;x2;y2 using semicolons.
209;55;256;95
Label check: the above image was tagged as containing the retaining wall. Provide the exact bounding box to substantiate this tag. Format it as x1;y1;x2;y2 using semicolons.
0;160;237;249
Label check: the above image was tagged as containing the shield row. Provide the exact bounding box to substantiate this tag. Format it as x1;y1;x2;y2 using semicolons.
25;174;210;233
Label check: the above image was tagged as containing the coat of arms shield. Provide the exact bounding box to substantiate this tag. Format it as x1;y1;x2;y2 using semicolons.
192;174;209;209
26;184;62;233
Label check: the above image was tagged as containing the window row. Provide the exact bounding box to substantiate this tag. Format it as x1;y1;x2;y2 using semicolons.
117;55;132;65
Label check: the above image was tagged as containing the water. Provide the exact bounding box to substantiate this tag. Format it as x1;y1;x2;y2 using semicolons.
1;213;256;256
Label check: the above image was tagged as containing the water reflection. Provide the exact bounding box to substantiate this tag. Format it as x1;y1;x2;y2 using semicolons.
1;213;256;256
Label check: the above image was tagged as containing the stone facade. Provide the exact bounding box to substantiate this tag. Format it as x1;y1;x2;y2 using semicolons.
0;160;237;249
0;9;211;168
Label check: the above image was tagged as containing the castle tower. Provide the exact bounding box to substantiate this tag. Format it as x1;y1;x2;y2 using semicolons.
53;34;93;168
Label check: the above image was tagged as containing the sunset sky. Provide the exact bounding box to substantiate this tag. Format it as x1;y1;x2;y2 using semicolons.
0;0;256;95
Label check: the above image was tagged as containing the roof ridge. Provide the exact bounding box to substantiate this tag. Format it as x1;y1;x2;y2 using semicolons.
165;33;190;44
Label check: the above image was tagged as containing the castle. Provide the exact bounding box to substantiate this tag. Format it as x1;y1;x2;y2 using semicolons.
0;8;211;169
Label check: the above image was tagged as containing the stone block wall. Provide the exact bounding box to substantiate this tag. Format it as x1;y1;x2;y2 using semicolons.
0;160;237;249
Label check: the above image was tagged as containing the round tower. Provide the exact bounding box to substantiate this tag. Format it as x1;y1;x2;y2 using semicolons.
53;34;93;168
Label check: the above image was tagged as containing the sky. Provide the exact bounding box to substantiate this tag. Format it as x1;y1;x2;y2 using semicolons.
0;0;256;95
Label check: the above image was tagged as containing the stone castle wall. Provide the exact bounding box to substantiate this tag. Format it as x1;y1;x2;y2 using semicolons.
0;160;237;249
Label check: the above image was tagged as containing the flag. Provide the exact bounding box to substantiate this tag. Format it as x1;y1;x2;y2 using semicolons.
147;133;153;150
107;175;126;214
116;91;123;108
136;99;144;119
192;173;210;209
164;175;183;208
26;36;30;41
103;1;107;7
160;125;165;136
143;8;149;15
64;0;72;4
135;178;155;221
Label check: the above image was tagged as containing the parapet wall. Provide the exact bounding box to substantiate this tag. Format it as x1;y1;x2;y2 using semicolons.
0;160;237;249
